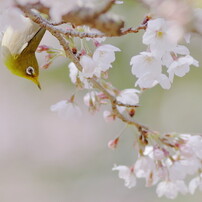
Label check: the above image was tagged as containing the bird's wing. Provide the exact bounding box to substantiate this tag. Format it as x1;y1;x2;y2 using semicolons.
1;17;41;56
21;27;46;55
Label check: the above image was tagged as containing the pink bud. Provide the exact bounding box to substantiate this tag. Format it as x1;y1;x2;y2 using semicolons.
37;45;50;52
103;111;116;122
108;137;119;149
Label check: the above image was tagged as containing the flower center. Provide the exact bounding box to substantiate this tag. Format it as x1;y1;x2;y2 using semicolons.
156;31;164;38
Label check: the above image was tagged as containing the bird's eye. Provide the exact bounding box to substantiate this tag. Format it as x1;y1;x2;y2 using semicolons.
26;66;35;76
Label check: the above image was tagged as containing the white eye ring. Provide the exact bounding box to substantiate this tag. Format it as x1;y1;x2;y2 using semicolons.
26;66;35;76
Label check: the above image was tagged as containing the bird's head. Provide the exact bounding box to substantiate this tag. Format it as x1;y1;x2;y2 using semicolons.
2;47;41;89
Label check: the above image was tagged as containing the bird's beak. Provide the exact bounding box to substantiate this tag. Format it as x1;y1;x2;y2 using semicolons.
32;77;41;90
37;82;41;90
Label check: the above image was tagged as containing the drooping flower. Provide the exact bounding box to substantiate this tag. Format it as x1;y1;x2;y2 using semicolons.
156;180;188;199
116;88;139;113
135;156;159;186
103;110;116;122
92;44;120;77
130;52;171;89
77;44;120;79
80;55;97;78
50;100;82;119
112;165;136;188
143;18;182;57
189;174;202;194
167;55;199;82
68;62;91;89
180;134;202;160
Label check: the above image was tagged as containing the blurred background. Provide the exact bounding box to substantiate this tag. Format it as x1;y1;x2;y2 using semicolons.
0;0;202;201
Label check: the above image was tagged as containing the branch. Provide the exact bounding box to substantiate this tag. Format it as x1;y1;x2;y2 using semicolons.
20;7;151;133
21;1;124;36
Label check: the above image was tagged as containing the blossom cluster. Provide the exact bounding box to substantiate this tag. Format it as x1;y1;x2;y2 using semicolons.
130;18;199;89
68;43;120;89
48;13;202;199
113;133;202;199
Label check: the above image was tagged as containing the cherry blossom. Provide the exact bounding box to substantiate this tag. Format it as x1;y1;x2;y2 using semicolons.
156;180;188;199
180;134;202;160
93;45;120;69
68;62;91;89
71;44;120;79
167;55;199;82
143;18;182;57
189;174;202;194
112;165;136;188
50;100;82;119
83;91;99;107
80;55;97;78
103;110;116;122
130;52;171;89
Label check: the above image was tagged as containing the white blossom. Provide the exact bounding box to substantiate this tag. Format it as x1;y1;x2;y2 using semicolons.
79;44;120;78
83;91;99;107
131;52;170;89
180;158;201;176
112;165;136;188
136;72;171;89
80;55;97;78
92;44;120;77
156;180;188;199
153;148;165;160
180;135;202;160
189;174;202;194
50;100;82;119
161;45;190;68
143;18;181;57
116;88;139;114
167;55;199;82
68;62;78;84
116;89;139;106
131;52;162;77
68;62;92;89
135;156;156;178
135;156;159;186
103;110;115;122
169;161;188;181
93;45;120;67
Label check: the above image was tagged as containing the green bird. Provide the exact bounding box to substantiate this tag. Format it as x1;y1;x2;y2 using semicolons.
1;16;45;89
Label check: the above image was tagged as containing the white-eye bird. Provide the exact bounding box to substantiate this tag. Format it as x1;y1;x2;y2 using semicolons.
1;15;45;89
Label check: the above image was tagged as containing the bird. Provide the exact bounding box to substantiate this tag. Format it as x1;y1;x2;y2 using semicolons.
1;15;45;89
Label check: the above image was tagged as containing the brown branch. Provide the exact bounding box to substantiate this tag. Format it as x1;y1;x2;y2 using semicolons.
116;102;140;108
53;23;146;39
21;7;150;132
18;2;149;38
20;1;124;36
